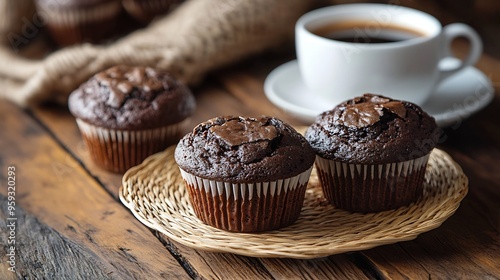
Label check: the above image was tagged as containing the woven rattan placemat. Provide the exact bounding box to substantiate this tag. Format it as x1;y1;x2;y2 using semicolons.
120;146;468;259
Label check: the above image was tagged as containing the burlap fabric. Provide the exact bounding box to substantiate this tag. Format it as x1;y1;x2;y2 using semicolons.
0;0;315;106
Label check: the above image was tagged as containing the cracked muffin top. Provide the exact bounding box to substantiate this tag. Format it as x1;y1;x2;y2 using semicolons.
174;116;315;183
68;65;195;130
305;94;439;164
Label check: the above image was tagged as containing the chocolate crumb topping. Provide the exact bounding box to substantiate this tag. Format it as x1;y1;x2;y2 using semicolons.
175;116;315;183
305;94;439;164
95;66;164;108
69;65;196;130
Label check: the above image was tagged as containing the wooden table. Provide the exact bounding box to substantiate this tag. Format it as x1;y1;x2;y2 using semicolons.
1;3;500;279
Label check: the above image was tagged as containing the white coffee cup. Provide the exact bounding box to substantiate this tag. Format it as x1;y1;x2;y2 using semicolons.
296;3;482;105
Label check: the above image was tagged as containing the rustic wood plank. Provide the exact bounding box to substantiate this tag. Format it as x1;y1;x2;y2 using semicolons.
0;100;190;279
259;255;371;279
29;103;124;198
212;47;310;126
214;71;309;125
159;233;374;280
0;194;115;280
159;236;275;280
363;196;500;279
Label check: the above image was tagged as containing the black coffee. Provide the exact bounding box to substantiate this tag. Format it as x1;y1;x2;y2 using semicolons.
311;20;426;43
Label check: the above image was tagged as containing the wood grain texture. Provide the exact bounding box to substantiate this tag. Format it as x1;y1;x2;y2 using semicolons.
0;194;114;280
363;202;500;279
30;103;125;198
259;255;371;279
158;234;371;280
212;47;309;127
0;101;189;279
157;234;278;280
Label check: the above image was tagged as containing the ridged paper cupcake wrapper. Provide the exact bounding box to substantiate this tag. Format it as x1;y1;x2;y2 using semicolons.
315;154;431;213
178;166;313;233
76;118;188;173
37;1;122;25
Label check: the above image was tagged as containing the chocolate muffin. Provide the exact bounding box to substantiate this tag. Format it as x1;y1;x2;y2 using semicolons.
175;116;315;232
123;0;184;23
69;65;195;173
305;94;439;212
35;0;122;46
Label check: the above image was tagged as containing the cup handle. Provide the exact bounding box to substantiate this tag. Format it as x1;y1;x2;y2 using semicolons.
437;23;482;82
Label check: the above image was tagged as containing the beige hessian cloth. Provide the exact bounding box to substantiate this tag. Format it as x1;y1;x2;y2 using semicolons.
0;0;315;106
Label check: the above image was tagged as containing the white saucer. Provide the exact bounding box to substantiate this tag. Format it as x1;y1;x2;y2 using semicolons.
264;59;495;127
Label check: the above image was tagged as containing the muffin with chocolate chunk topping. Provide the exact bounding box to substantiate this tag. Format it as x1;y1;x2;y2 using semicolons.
69;65;195;173
305;94;439;212
175;116;315;232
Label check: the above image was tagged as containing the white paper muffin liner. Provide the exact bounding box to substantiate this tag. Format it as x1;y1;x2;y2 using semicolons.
178;166;313;232
76;118;188;173
315;153;431;212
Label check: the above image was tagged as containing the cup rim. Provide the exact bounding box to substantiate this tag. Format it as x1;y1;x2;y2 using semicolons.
296;3;442;49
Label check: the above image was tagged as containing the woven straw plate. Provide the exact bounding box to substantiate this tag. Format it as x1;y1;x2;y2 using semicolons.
120;146;468;259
